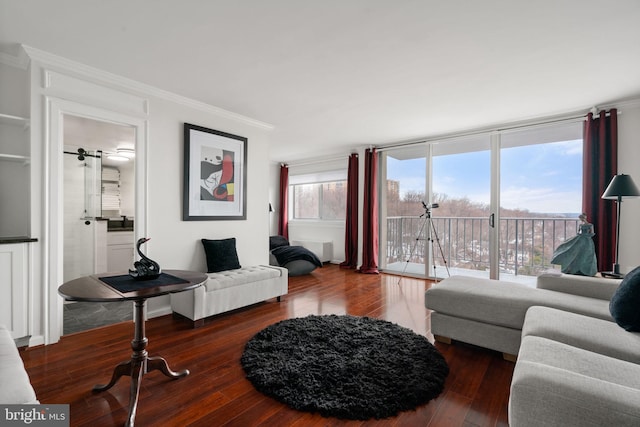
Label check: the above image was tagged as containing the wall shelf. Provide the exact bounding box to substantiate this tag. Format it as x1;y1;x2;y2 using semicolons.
0;113;30;129
0;153;29;162
0;113;30;164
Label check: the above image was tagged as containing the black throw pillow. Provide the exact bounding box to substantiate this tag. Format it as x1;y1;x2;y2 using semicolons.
201;238;241;273
609;266;640;332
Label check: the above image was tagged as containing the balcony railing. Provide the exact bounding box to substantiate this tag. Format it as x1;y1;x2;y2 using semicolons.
385;216;580;276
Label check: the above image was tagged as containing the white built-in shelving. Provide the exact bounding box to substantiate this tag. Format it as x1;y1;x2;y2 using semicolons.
0;112;29;126
0;112;30;163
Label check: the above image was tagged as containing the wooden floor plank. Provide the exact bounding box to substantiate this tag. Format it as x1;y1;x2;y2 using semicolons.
20;265;514;426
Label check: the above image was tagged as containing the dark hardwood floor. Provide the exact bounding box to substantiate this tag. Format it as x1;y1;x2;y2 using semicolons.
20;265;513;426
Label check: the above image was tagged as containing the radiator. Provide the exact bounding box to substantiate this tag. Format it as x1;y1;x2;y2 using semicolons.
290;240;333;263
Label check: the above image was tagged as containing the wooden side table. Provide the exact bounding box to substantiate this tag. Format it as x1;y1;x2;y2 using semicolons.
58;269;207;427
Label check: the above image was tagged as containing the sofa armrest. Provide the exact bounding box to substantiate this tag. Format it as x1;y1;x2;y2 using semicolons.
536;273;621;301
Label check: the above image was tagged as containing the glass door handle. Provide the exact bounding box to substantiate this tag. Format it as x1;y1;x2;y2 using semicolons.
489;213;495;228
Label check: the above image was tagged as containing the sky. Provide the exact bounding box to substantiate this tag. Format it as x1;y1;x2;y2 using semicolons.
386;139;583;214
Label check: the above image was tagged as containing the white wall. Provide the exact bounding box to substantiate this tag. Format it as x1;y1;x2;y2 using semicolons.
288;222;345;263
616;101;640;273
15;47;272;344
144;98;271;272
143;98;272;316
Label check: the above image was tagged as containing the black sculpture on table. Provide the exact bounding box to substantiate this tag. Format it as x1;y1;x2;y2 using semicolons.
129;237;162;280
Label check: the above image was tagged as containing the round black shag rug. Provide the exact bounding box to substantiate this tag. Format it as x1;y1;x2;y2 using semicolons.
240;314;449;420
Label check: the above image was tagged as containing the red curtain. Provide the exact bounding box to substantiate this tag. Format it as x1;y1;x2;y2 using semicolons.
359;148;379;274
278;164;289;239
340;154;359;269
583;109;617;272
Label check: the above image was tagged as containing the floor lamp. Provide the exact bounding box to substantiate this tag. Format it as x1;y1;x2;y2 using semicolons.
601;174;640;278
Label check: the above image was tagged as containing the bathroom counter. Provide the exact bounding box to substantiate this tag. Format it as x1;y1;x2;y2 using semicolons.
0;237;38;244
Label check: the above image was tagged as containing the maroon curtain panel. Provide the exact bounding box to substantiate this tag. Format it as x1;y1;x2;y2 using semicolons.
359;148;379;274
278;164;289;239
340;154;359;269
583;109;617;272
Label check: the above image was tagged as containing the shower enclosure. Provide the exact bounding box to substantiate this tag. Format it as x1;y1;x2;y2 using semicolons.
63;147;106;282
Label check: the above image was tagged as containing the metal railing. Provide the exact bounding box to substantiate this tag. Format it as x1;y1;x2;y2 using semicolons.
385;216;580;276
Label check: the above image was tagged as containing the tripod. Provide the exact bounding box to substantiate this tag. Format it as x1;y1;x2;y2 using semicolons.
397;202;450;284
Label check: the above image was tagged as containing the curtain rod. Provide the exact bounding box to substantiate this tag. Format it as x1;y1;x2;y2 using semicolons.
377;108;621;152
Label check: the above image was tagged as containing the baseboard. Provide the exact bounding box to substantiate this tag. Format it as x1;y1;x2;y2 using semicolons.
147;305;173;319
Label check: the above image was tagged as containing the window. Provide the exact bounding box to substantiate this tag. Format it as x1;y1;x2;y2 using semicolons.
290;170;347;220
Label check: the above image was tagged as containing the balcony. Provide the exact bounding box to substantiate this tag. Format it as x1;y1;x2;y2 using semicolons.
383;216;579;283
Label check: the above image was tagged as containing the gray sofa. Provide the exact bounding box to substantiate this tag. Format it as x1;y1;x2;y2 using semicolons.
0;325;39;404
425;273;640;426
425;273;618;357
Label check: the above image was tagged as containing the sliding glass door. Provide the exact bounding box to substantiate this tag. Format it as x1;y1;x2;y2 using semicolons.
431;135;492;279
499;123;583;280
379;146;428;276
379;121;583;282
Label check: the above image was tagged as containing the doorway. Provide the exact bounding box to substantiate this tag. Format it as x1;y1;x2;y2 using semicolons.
62;114;137;334
43;96;147;344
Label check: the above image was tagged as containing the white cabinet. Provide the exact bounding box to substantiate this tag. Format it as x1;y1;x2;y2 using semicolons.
0;243;29;339
107;232;134;273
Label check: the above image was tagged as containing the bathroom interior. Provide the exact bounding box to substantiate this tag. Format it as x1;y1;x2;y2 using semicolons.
63;114;136;333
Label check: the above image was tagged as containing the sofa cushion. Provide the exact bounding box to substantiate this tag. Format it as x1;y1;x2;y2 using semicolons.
205;265;283;291
425;275;612;330
0;326;39;404
201;238;241;273
523;306;640;363
510;336;640;427
536;272;620;300
609;266;640;332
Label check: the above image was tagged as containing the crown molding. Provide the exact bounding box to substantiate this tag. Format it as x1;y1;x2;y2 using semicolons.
599;95;640;111
21;45;274;130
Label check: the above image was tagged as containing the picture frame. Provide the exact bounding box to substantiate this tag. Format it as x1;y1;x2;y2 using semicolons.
183;123;247;220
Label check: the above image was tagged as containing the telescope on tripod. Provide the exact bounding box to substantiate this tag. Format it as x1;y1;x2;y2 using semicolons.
397;201;450;284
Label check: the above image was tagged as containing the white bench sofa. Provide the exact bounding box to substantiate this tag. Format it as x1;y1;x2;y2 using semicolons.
171;265;288;328
0;325;39;404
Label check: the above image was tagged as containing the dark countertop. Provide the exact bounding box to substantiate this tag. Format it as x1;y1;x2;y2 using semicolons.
0;236;38;244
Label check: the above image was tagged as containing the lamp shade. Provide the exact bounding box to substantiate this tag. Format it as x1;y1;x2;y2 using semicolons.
602;174;640;199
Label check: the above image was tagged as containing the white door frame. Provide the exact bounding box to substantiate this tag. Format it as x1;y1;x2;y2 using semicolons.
45;97;147;344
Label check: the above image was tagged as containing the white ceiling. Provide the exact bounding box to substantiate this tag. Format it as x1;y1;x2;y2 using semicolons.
2;0;640;162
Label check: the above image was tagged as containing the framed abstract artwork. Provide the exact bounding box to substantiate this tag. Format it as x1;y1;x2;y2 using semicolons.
183;123;247;220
